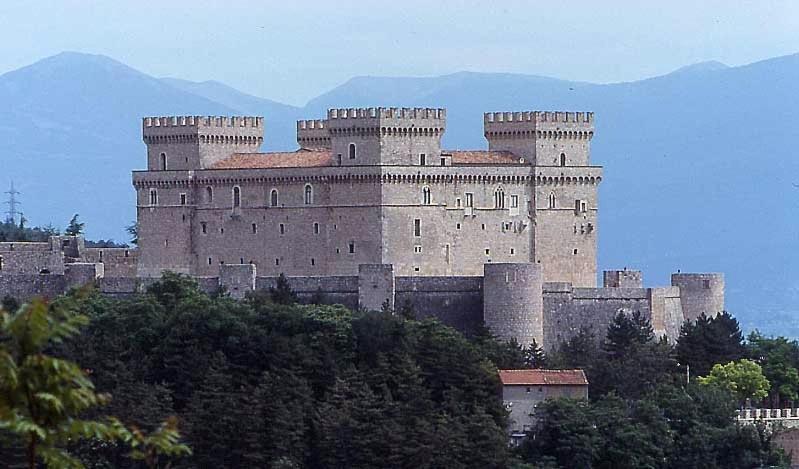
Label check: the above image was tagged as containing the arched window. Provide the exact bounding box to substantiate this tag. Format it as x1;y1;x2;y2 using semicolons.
160;152;167;170
304;184;313;205
270;189;279;207
494;187;505;209
548;192;556;209
232;186;241;208
349;143;356;159
149;188;158;206
206;186;213;203
560;153;566;166
422;186;431;205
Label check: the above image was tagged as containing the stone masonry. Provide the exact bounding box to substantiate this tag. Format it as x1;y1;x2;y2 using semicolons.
0;107;726;350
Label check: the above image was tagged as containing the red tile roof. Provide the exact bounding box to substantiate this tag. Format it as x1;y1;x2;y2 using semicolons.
446;150;523;165
211;149;333;169
498;369;588;386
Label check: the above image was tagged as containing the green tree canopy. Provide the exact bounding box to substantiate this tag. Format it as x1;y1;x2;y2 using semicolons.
698;359;770;403
676;312;746;377
64;214;85;236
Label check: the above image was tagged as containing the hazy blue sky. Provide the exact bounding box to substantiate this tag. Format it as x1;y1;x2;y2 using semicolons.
1;0;797;104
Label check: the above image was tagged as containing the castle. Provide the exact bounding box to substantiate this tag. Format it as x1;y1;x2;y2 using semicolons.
0;108;725;349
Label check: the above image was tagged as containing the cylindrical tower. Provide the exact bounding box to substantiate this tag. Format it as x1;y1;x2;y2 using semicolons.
483;263;544;348
671;273;725;321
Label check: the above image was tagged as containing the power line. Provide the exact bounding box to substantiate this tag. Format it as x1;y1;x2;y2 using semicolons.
4;181;21;225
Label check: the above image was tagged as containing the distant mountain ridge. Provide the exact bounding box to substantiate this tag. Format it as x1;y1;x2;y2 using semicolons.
1;51;797;336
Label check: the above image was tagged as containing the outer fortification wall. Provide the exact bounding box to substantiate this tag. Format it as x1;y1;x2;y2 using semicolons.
484;263;544;346
396;276;483;333
671;273;725;321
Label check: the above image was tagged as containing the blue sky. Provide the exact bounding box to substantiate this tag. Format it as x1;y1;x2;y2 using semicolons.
1;0;797;105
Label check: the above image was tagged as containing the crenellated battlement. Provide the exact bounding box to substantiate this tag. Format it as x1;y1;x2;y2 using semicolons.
483;111;593;125
326;107;446;121
297;119;331;149
142;116;263;129
297;119;327;130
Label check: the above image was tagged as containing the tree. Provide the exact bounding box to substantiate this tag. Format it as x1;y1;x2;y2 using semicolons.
676;312;746;377
0;299;117;468
524;339;548;369
747;332;799;404
517;398;598;468
549;326;598;370
698;359;770;403
64;214;85;236
604;311;654;359
269;273;297;305
125;221;138;246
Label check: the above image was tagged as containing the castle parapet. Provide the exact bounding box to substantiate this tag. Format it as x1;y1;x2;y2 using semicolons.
142;116;263;128
484;111;593;124
671;273;725;321
484;110;594;138
297;119;331;149
326;107;446;121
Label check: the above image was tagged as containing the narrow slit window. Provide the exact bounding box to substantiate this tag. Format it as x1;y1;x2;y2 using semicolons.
232;186;241;208
304;184;313;205
420;153;426;165
349;143;356;159
414;219;421;237
270;189;279;207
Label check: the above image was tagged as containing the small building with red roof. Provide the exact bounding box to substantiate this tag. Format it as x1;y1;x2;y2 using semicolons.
498;369;588;442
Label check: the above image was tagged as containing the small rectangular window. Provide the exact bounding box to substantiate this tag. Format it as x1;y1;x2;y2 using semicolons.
420;153;426;165
275;258;280;266
199;221;206;234
414;266;420;272
481;223;486;230
414;219;421;237
573;249;578;255
703;280;711;289
311;258;315;266
414;245;422;253
511;195;518;208
456;223;461;230
208;257;212;265
465;193;474;207
180;193;187;205
252;223;257;234
485;248;490;256
510;248;515;255
279;223;285;234
456;198;461;208
313;222;320;234
348;242;355;254
440;157;446;166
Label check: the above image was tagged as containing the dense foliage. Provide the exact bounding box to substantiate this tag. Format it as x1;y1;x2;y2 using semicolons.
522;311;791;468
0;219;125;247
0;298;189;468
49;273;512;468
1;275;795;468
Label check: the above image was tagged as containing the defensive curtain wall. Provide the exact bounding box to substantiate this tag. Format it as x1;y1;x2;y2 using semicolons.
0;239;722;350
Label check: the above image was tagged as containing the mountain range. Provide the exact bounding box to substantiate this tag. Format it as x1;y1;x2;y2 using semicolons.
1;51;797;335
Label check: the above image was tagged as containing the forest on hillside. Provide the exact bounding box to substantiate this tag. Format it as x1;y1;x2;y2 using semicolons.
0;274;797;468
